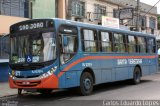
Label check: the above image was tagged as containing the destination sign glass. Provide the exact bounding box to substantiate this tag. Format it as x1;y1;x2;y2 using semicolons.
10;19;54;33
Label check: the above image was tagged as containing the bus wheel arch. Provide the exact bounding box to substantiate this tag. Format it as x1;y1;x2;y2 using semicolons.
81;68;95;84
78;68;95;96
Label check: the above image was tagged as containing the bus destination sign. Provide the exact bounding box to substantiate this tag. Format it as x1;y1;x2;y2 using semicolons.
19;22;44;31
10;19;54;33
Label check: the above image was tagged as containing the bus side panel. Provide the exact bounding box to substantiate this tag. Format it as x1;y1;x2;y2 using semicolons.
114;54;130;81
58;52;82;88
58;70;81;89
141;57;157;76
141;58;150;76
115;67;129;81
64;71;80;88
128;66;134;79
59;74;66;88
100;58;114;83
142;66;150;76
149;57;158;74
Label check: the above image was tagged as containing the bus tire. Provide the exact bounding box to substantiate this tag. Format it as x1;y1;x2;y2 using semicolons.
79;72;93;96
132;67;141;84
18;89;22;95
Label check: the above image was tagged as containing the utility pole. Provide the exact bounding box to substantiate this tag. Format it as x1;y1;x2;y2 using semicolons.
136;0;140;31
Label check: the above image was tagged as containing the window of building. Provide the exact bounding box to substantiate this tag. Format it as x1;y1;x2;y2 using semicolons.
71;1;85;17
82;29;98;52
148;38;156;53
0;0;29;18
113;33;126;53
0;35;9;59
149;17;156;29
94;4;106;19
100;31;112;52
128;35;136;53
137;37;147;53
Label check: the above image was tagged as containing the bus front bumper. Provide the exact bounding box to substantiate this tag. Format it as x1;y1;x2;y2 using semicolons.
9;74;58;89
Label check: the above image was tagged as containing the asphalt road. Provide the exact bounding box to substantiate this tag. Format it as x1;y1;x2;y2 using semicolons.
1;73;160;106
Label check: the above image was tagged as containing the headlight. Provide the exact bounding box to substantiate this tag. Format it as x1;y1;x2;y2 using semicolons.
9;70;15;78
12;70;15;77
40;66;57;79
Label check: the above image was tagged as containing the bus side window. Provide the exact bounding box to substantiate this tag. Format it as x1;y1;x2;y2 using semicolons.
100;31;112;52
82;29;98;52
148;38;156;53
137;37;147;53
128;35;136;53
113;33;126;53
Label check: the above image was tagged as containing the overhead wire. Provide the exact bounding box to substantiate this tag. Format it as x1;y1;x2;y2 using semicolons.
123;0;160;25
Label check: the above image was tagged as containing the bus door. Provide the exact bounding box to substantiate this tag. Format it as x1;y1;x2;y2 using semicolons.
58;25;79;88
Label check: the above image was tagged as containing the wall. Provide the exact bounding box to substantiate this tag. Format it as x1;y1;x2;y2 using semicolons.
0;15;28;82
32;0;55;19
0;15;28;35
0;63;9;82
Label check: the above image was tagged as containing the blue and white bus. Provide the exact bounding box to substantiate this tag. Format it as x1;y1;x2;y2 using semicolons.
9;18;158;95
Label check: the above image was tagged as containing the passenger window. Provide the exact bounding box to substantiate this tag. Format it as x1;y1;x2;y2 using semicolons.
113;33;126;53
82;29;98;52
137;37;146;53
128;35;136;53
148;38;156;53
100;31;112;52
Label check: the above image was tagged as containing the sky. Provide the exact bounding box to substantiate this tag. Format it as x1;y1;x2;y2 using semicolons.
140;0;160;14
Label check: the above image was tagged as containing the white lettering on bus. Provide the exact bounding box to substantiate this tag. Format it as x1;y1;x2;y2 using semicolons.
117;59;143;65
19;22;44;31
31;70;43;74
117;59;127;65
82;63;92;67
128;59;142;64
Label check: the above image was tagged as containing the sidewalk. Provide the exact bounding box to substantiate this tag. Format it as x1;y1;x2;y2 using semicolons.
0;82;17;97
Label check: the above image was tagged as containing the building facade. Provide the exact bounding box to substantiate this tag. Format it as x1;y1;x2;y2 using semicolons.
0;0;56;82
31;0;56;19
58;0;158;36
0;0;30;18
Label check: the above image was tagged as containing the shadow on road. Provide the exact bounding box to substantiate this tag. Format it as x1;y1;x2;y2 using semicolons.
1;79;153;104
93;79;152;95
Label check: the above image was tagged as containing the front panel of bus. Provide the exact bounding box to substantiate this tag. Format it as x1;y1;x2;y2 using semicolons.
9;19;59;89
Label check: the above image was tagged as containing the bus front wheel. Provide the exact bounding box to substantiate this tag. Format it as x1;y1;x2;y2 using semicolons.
18;89;22;95
132;67;141;84
79;72;93;96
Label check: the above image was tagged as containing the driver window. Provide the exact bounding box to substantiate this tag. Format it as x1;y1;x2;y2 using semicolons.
60;35;77;64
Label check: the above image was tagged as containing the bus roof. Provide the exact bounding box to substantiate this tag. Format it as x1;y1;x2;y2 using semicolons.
52;18;155;38
11;18;156;38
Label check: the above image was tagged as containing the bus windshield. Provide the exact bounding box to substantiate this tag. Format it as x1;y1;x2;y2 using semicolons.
10;32;56;64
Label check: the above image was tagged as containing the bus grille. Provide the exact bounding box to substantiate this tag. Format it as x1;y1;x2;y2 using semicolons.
15;75;40;78
14;81;41;87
